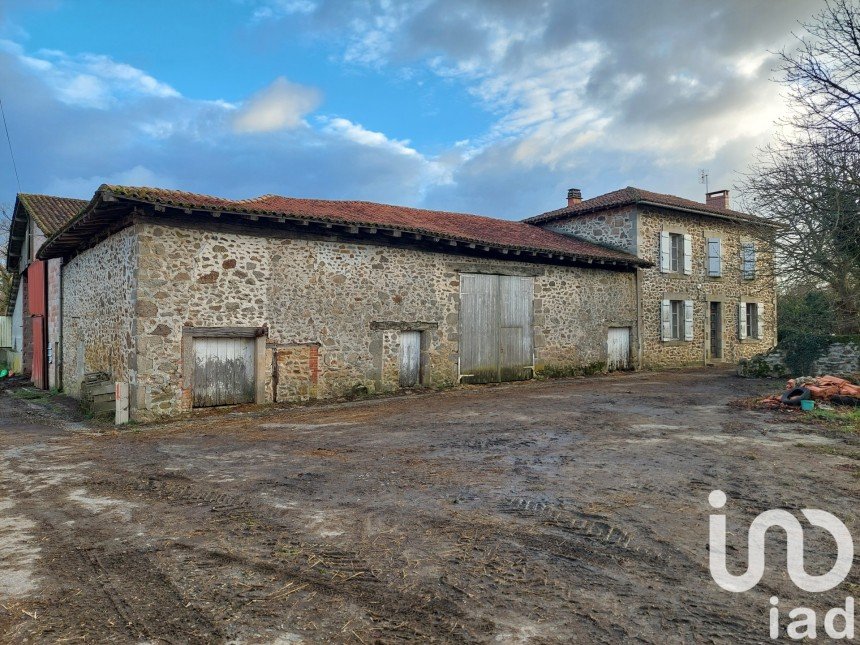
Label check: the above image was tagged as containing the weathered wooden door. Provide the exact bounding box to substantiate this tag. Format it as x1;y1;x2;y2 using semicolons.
607;327;631;371
399;331;421;387
31;317;47;389
193;337;256;407
709;302;723;360
460;273;533;383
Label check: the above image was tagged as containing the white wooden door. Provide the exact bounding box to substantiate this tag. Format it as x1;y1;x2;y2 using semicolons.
193;337;256;407
399;331;421;387
607;327;631;371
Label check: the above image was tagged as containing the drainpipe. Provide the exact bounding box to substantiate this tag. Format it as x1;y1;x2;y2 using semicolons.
57;260;63;392
635;268;644;370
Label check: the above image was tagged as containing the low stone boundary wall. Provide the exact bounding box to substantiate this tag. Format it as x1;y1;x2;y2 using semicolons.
738;336;860;378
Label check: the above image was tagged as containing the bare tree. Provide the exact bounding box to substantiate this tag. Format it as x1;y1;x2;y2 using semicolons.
743;137;860;332
0;202;12;311
740;0;860;333
779;0;860;145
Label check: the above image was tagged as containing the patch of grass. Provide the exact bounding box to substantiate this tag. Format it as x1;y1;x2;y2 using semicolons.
807;407;860;433
806;444;860;460
12;388;49;401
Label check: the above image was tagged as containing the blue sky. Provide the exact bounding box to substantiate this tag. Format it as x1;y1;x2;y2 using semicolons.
0;0;820;219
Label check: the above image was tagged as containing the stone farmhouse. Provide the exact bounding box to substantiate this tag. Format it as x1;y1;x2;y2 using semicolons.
4;183;775;421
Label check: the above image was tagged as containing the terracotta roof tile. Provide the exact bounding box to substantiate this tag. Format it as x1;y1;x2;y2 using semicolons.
524;186;776;226
98;185;647;265
18;193;89;236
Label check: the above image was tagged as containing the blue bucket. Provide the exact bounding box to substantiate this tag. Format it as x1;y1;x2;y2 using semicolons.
800;399;815;411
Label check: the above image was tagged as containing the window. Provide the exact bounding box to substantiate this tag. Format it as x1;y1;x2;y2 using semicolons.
741;242;756;279
670;300;684;340
738;301;764;340
707;238;722;277
746;303;758;339
670;233;683;273
662;299;694;341
660;231;691;274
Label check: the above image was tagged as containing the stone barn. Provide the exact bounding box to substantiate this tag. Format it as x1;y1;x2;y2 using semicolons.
37;185;648;421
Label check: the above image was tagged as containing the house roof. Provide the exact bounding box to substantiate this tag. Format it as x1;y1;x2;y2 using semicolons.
38;184;650;268
17;194;89;237
524;186;779;227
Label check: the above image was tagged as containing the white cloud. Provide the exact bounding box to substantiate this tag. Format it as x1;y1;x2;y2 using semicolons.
321;116;418;156
0;39;451;210
232;76;322;133
0;39;180;109
247;0;317;21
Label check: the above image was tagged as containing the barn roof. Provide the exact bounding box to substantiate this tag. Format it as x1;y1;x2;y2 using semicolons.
3;194;89;315
38;185;650;269
17;194;89;236
524;186;778;227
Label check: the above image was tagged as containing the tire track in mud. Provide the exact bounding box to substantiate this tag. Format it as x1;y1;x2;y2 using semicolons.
16;517;223;644
88;469;491;642
86;468;768;643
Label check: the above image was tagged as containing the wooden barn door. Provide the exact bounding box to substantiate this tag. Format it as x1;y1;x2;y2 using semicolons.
27;260;48;389
607;327;631;371
31;318;47;389
193;337;256;407
459;273;533;383
399;331;421;387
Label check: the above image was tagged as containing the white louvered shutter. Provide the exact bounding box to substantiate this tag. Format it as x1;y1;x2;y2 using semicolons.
756;302;765;340
683;234;692;275
661;299;671;340
738;302;747;340
660;232;671;273
684;300;694;341
707;238;722;277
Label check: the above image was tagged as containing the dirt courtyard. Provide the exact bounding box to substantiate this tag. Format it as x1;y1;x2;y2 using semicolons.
0;368;857;643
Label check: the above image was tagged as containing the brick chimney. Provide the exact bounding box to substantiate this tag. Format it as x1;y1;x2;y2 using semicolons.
706;189;730;210
567;188;582;207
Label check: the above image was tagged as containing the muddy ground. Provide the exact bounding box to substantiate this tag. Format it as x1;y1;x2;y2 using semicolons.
0;368;857;644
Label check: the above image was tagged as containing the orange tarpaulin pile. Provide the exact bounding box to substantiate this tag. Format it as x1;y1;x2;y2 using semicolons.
785;375;860;400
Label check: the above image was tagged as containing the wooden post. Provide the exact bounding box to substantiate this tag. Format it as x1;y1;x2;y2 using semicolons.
115;381;129;425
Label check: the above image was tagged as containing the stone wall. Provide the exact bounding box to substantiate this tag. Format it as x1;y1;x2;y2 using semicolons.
61;226;138;399
813;340;860;375
543;207;637;255
129;218;638;420
738;338;860;378
636;208;776;368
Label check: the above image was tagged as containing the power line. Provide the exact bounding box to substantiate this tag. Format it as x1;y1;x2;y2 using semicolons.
0;96;22;193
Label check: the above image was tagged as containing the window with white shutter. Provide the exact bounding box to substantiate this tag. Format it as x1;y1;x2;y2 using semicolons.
662;299;690;341
756;302;765;340
661;299;672;340
684;300;694;341
707;238;722;277
741;242;756;279
738;301;747;339
683;234;692;275
660;232;671;273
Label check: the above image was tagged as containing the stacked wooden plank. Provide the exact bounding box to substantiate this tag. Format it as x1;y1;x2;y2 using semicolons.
80;372;115;417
